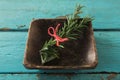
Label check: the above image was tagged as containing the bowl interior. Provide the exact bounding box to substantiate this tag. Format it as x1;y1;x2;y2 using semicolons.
23;19;97;69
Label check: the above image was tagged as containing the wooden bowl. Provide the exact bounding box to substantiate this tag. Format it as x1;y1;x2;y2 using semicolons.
23;19;98;69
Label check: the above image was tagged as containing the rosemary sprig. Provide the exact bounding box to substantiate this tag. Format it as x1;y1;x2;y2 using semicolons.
40;4;92;64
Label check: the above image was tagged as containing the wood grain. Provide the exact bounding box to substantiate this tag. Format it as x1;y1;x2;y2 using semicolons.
0;32;120;73
0;0;120;29
0;73;119;80
0;0;120;79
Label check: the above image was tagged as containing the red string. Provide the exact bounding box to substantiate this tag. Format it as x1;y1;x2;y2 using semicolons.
48;23;69;46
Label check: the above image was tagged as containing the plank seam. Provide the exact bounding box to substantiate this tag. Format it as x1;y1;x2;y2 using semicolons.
0;72;120;74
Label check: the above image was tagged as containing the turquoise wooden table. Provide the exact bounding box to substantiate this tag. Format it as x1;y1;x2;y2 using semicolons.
0;0;120;80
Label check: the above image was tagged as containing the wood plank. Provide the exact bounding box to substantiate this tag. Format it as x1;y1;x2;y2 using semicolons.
0;73;119;80
0;74;37;80
0;0;120;29
0;32;120;73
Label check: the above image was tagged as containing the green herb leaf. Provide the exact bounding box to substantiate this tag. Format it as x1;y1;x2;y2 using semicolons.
39;4;93;64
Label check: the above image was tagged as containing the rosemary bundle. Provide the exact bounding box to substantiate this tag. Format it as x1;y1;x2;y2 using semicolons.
40;4;92;64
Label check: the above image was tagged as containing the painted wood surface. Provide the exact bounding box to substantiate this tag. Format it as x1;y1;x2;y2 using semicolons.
0;73;119;80
0;32;120;73
0;0;120;29
0;0;120;79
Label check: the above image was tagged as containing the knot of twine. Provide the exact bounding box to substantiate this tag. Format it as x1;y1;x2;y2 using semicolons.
48;24;69;46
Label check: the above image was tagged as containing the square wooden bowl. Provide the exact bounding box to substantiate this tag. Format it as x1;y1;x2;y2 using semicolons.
23;19;98;69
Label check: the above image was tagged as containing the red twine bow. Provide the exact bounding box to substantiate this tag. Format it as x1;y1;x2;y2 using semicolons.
48;24;69;46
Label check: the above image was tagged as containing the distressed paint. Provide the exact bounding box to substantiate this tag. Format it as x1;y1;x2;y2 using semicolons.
0;73;119;80
0;32;120;73
0;74;37;80
0;0;120;79
0;0;120;29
